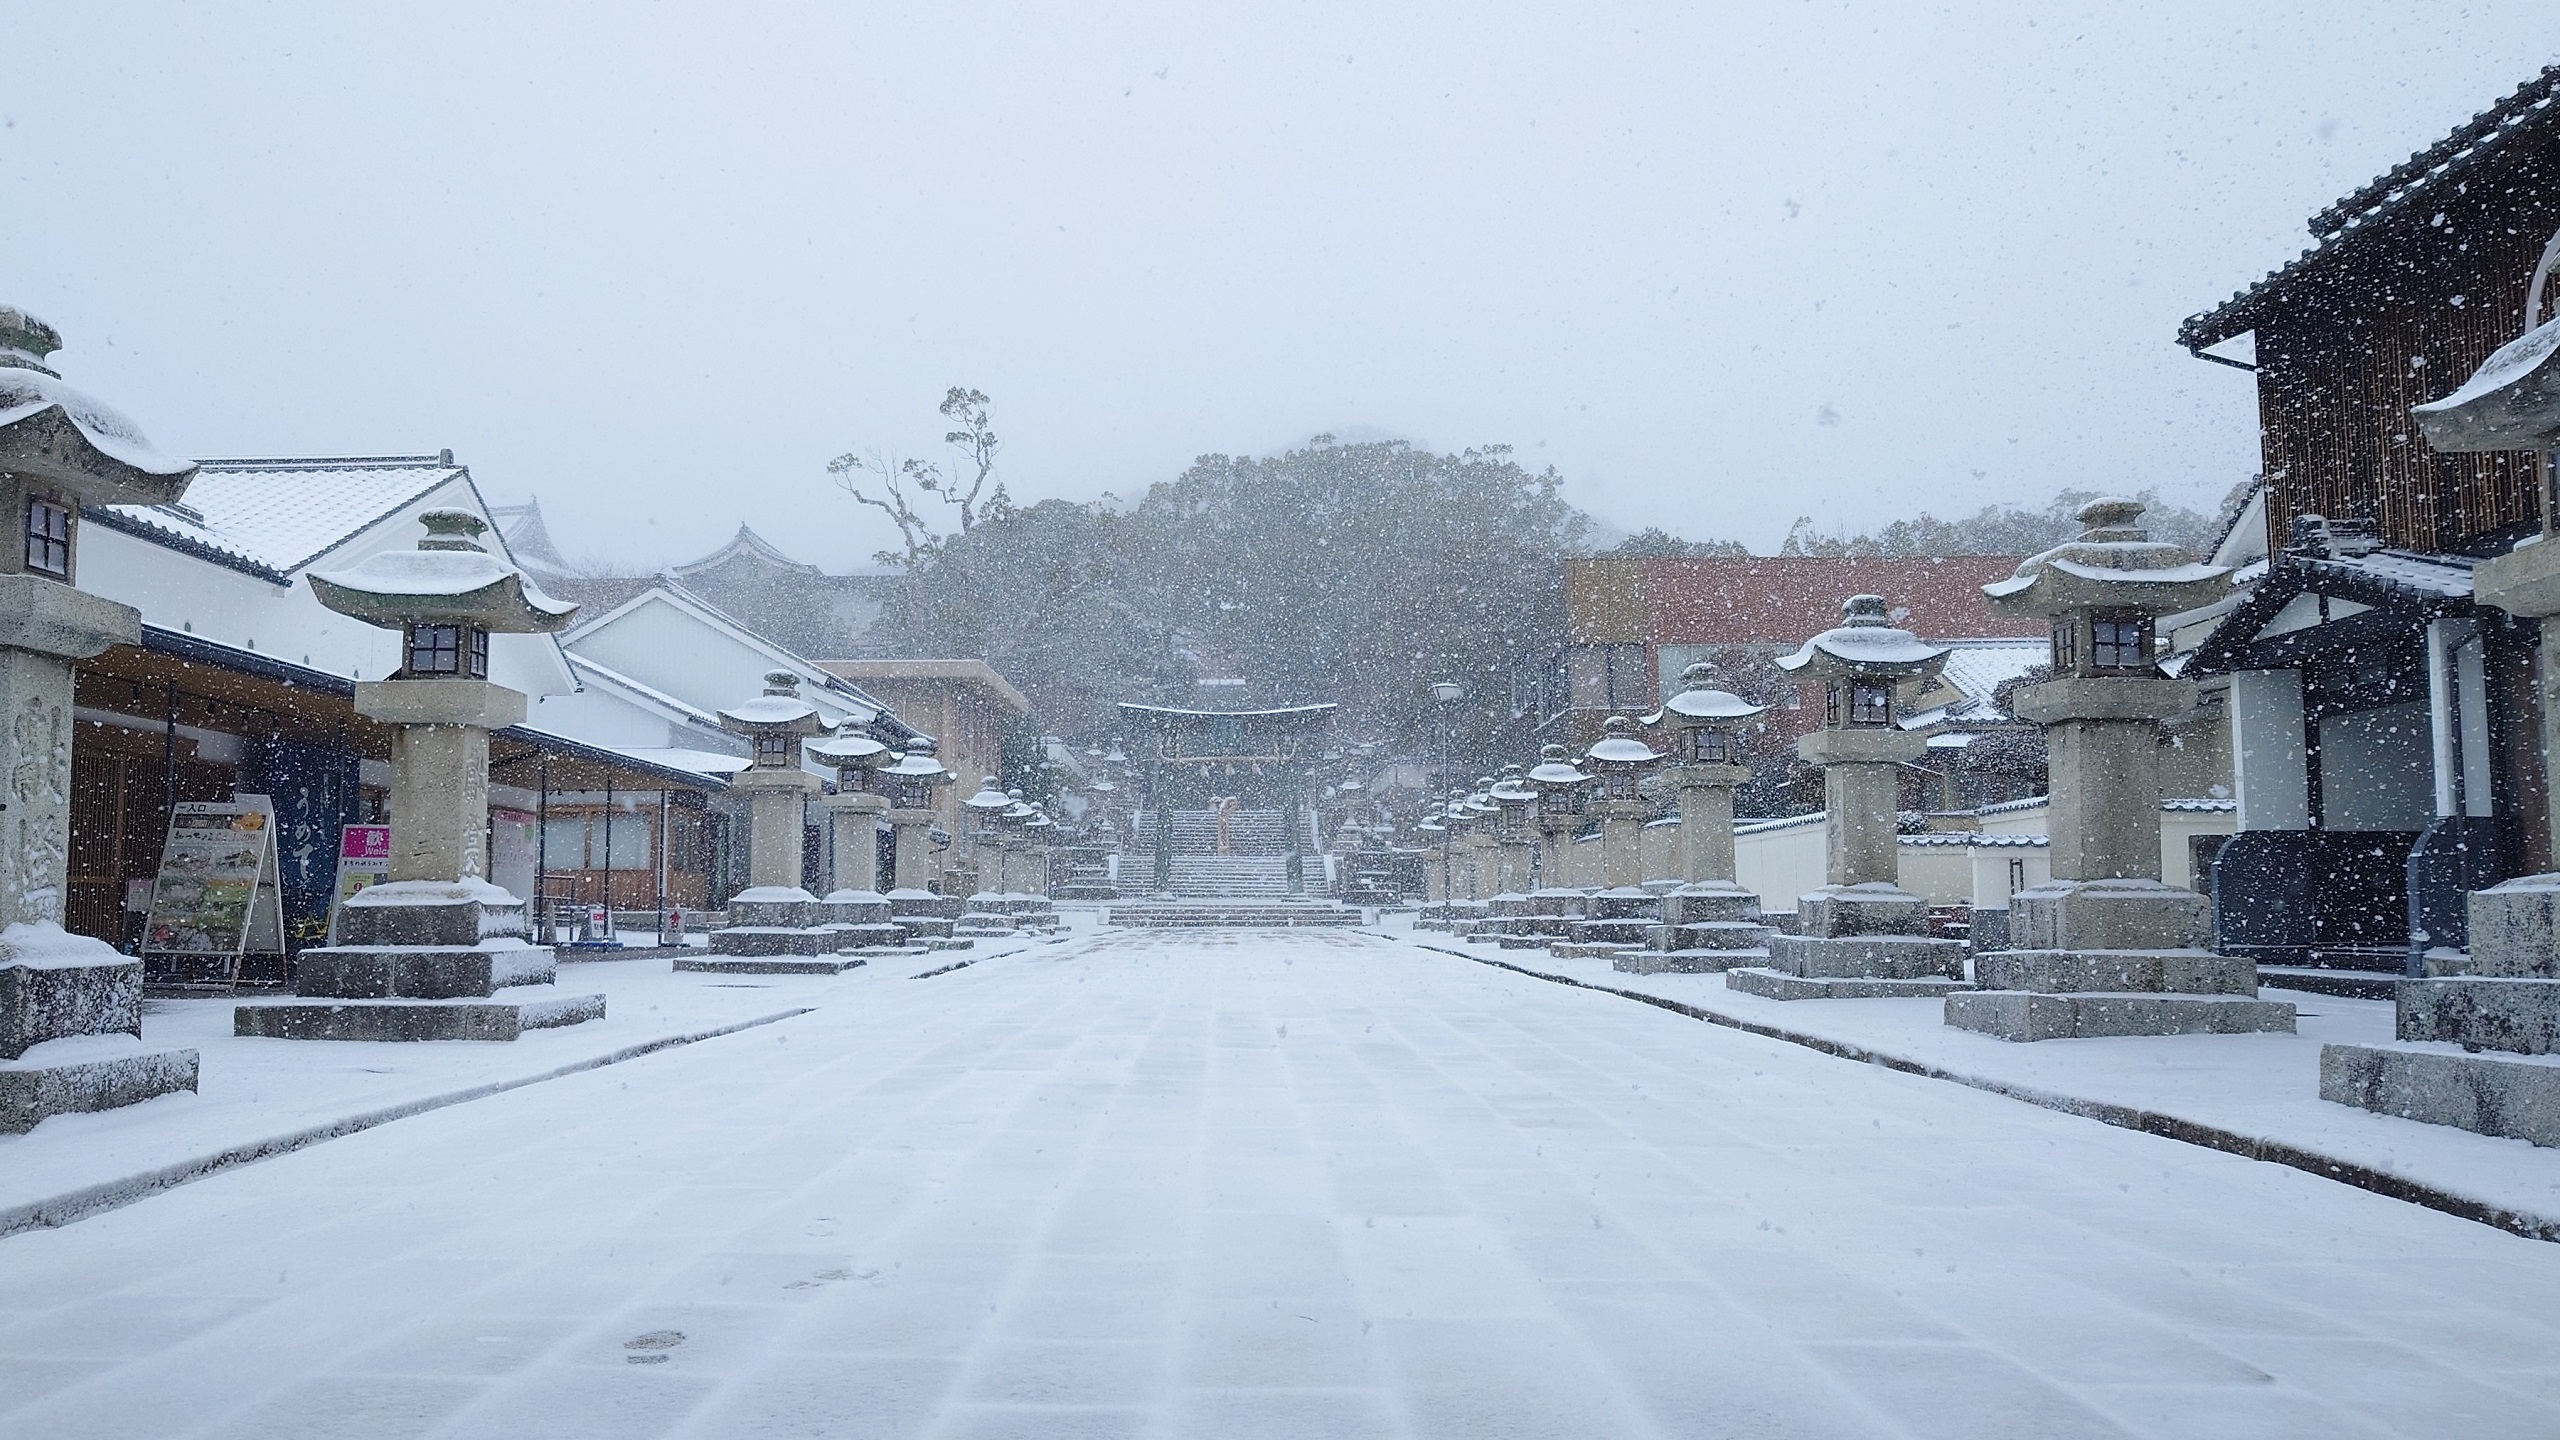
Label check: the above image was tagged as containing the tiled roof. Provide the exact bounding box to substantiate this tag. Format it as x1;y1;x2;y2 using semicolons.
88;455;464;579
1933;639;2048;722
2182;64;2560;349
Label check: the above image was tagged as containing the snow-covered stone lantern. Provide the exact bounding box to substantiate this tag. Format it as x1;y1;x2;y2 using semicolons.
0;304;202;1123
1488;765;1539;895
1624;663;1773;974
256;507;608;1037
803;727;904;947
680;672;845;967
878;738;953;893
1947;499;2292;1040
1727;595;1964;1001
959;776;1010;899
1554;716;1662;953
1461;776;1504;904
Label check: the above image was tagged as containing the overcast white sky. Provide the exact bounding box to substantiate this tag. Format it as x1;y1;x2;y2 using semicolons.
7;4;2554;568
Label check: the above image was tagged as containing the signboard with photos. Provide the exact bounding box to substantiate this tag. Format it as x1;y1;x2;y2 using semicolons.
141;796;288;987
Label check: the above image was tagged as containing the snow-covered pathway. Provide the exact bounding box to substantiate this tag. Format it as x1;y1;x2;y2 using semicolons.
2;929;2553;1439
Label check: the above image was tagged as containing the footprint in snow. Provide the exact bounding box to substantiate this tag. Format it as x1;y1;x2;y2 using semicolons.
624;1330;685;1364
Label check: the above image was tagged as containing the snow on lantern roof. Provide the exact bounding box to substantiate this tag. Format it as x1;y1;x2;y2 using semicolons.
2413;308;2560;453
1982;498;2230;617
0;304;197;505
880;749;952;780
1489;774;1537;804
306;508;578;632
1584;715;1662;767
964;777;1011;810
807;731;889;763
718;670;823;728
1776;594;1949;678
1644;662;1764;725
1528;742;1590;787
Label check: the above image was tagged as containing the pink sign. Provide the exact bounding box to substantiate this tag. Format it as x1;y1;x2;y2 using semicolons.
341;825;392;861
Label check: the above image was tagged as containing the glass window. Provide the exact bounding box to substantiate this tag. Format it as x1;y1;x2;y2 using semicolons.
408;624;462;675
756;734;791;762
468;627;489;679
540;815;589;869
1851;684;1892;726
1691;728;1726;764
603;814;652;871
2092;614;2152;671
1825;684;1842;726
2052;618;2079;672
24;498;69;578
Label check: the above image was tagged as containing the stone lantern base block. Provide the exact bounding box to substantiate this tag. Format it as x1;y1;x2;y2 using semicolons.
291;941;556;999
2396;975;2560;1052
1946;989;2296;1042
1659;884;1764;928
725;888;819;928
893;916;957;942
338;880;528;949
815;891;895;925
1972;949;2261;996
2455;875;2560;977
2;932;146;1060
675;952;864;976
1647;921;1777;953
2009;879;2212;952
1563;887;1660;947
1;1036;200;1134
707;927;834;958
235;990;606;1043
888;889;965;920
1797;884;1932;939
1615;945;1769;975
1725;968;1968;1001
2319;1043;2560;1148
820;921;911;950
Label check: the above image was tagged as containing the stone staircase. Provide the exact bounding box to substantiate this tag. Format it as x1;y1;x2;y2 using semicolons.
1167;856;1294;898
1104;899;1362;929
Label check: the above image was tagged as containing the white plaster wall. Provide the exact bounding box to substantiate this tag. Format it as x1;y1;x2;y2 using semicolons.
570;597;866;727
1967;845;2050;909
2229;668;2309;831
1735;815;1825;910
1895;844;1972;906
80;477;573;698
2318;701;2433;832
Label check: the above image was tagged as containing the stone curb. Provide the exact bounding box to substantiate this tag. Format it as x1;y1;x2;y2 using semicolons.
0;1007;816;1242
1407;939;2560;1246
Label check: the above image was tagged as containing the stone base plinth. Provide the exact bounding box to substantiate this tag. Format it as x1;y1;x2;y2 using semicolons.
1564;918;1656;947
234;990;605;1042
1972;949;2260;996
1945;989;2294;1042
2009;879;2212;952
814;892;895;926
2320;1042;2560;1147
291;942;555;999
1551;941;1642;960
894;916;957;941
725;888;820;928
820;921;910;950
1768;933;1964;979
2462;873;2560;975
1727;968;1969;1000
709;927;833;957
1;1037;199;1133
339;880;528;947
675;954;864;976
1659;883;1763;925
2;944;143;1059
1649;920;1776;952
1798;883;1932;939
2396;976;2560;1054
1615;948;1767;975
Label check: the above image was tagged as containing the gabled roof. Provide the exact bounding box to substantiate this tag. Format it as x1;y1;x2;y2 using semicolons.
2184;548;2478;677
671;523;824;579
487;496;572;577
563;652;740;747
87;454;468;581
2182;64;2560;350
561;577;912;737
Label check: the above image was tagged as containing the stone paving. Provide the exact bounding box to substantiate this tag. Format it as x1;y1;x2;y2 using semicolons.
1;928;2555;1438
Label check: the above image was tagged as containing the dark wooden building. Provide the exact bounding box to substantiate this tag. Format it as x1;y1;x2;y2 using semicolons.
2179;65;2560;978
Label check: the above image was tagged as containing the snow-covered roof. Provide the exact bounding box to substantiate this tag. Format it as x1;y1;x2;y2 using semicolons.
672;524;825;579
0;362;197;498
2307;547;2477;602
2182;63;2560;350
91;454;470;581
1777;597;1949;678
807;732;889;762
565;653;731;738
1645;687;1763;724
2413;313;2560;452
1932;640;2048;722
1527;759;1590;786
305;511;578;631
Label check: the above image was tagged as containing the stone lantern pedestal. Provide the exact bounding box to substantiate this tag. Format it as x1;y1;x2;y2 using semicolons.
0;307;201;1128
1943;500;2292;1041
2321;531;2560;1137
1728;598;1965;1000
814;790;908;951
239;511;604;1040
